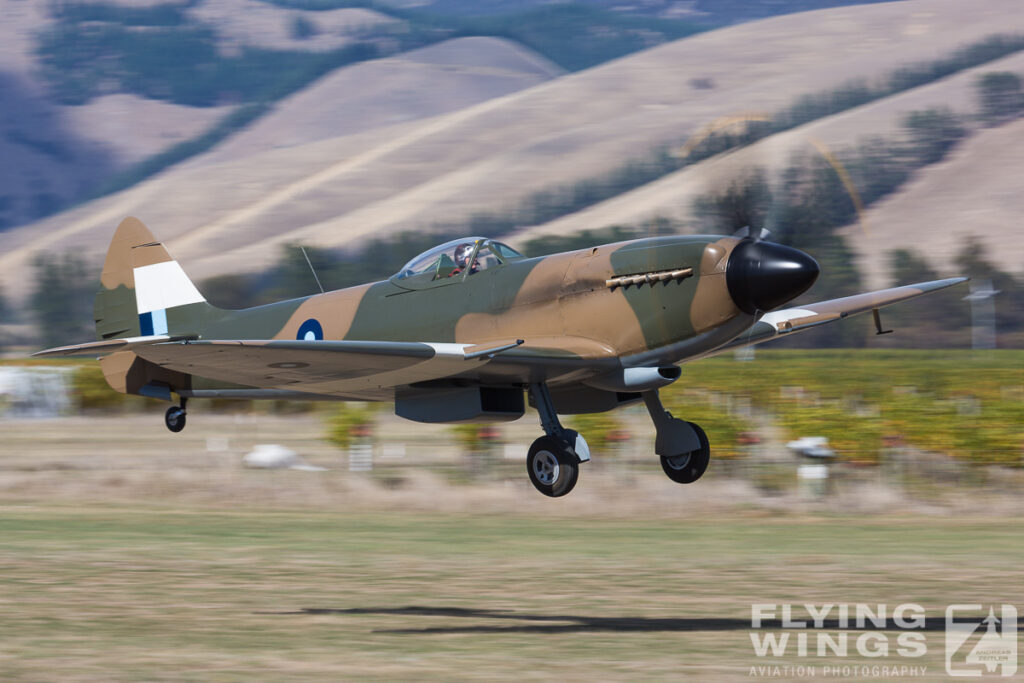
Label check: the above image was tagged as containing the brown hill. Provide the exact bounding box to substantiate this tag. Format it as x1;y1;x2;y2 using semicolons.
0;0;403;232
202;36;564;163
512;49;1024;276
0;33;564;296
2;0;1023;301
0;0;235;229
845;118;1024;288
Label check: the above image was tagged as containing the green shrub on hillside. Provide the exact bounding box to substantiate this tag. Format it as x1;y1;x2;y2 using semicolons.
30;252;95;349
976;71;1024;125
903;108;967;165
290;14;319;40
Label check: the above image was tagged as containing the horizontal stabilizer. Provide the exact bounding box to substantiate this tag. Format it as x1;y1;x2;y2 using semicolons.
32;335;175;358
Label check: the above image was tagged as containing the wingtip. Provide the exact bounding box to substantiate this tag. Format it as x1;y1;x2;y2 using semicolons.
30;347;83;359
916;276;970;292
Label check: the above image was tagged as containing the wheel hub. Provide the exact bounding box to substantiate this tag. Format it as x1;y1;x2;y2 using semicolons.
664;452;692;471
532;450;560;485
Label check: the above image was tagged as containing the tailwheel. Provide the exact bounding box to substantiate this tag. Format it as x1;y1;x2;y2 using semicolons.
164;405;187;433
527;435;579;498
660;421;710;484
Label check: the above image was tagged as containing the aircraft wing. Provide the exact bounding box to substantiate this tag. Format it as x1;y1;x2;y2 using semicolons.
35;332;618;397
714;277;967;353
129;338;572;396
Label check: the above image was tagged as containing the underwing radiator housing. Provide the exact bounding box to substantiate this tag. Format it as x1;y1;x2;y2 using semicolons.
396;386;524;423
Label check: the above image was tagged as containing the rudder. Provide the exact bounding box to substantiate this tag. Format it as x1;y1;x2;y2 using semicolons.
94;217;213;340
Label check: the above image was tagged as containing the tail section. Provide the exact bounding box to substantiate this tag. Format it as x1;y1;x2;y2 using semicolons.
89;217;222;400
94;217;215;340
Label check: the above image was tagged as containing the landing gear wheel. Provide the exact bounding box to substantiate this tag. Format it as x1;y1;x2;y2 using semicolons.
164;406;186;433
527;435;579;498
660;421;709;484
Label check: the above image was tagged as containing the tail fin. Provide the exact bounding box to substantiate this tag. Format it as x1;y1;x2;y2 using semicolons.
94;217;215;340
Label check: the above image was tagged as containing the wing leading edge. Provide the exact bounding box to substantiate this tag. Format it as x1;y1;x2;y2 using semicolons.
715;277;968;353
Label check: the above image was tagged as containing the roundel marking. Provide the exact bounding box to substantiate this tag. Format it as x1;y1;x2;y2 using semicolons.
297;318;324;341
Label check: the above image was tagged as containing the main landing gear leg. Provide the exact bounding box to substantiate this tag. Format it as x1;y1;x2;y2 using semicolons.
526;383;590;498
642;390;710;484
164;397;187;433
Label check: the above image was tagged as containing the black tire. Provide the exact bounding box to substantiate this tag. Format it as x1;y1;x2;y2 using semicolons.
660;421;710;484
527;435;579;497
165;406;186;433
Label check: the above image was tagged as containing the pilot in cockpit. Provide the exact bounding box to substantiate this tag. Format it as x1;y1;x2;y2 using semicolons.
450;242;479;277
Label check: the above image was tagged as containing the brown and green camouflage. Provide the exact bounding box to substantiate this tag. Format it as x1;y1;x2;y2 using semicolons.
40;216;965;418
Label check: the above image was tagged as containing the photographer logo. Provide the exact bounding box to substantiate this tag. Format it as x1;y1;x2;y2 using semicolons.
945;605;1017;677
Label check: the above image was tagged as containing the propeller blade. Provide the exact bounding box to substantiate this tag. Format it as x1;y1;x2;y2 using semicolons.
732;226;771;242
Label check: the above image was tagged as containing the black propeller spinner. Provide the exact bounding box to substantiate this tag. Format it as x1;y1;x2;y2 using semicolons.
726;231;820;314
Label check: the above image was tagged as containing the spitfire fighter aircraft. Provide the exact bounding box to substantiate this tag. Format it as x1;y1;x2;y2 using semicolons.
37;217;965;496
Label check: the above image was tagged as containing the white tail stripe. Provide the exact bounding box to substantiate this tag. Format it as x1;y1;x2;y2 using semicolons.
133;261;205;314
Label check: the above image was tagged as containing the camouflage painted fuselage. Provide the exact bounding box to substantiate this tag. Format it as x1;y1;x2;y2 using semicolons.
94;218;755;406
47;216;964;422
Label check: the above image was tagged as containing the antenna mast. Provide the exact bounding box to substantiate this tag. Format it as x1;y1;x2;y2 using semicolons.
300;246;325;294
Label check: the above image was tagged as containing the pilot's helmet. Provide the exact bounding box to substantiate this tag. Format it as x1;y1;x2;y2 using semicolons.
454;243;474;266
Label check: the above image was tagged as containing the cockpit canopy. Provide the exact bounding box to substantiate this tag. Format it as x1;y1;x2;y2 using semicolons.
394;237;525;281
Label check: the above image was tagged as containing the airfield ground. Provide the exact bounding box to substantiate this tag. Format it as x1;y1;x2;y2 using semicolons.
1;415;1023;681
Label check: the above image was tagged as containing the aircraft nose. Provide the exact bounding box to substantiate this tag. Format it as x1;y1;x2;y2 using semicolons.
726;240;820;314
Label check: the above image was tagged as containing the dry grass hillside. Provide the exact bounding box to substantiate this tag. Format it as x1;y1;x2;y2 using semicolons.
845;118;1024;288
513;49;1024;282
0;0;400;232
0;33;564;298
0;0;237;226
202;36;564;163
2;0;1024;300
0;0;52;74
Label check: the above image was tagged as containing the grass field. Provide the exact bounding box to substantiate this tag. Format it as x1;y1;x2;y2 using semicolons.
2;349;1023;681
2;504;1022;681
